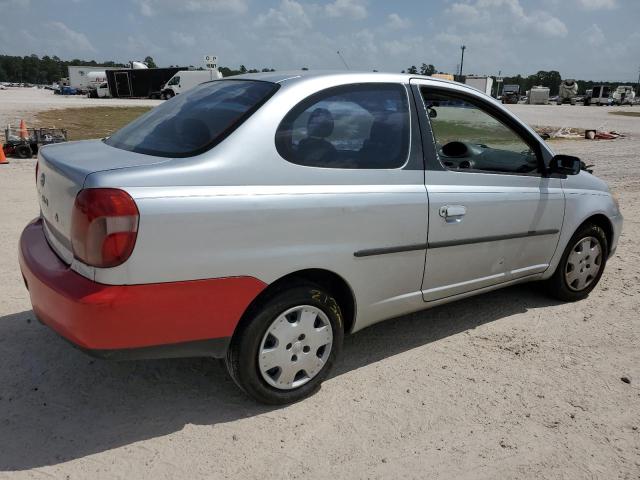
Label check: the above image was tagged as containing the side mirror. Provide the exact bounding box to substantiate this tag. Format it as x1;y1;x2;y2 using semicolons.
549;154;581;175
428;107;437;118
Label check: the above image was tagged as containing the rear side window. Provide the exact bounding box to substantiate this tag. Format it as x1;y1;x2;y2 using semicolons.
276;83;410;169
106;80;278;157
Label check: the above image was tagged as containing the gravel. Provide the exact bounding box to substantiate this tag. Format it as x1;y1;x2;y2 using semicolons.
0;91;638;479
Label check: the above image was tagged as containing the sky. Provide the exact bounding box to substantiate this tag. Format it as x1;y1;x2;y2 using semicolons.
0;0;639;81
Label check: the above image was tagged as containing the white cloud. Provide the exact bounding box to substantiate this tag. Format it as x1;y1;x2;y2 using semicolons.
445;0;567;38
527;12;568;37
254;0;311;34
386;13;411;29
0;0;29;6
47;21;96;53
136;0;247;17
171;31;196;47
576;0;616;10
324;0;367;20
583;23;605;46
446;3;483;23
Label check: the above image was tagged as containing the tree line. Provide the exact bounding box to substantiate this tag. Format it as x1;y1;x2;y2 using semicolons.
1;54;632;96
0;54;279;84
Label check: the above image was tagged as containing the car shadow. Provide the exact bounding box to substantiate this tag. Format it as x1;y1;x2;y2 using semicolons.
0;284;559;470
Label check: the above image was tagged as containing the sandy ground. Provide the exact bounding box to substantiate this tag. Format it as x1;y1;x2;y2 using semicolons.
0;92;638;479
0;87;161;128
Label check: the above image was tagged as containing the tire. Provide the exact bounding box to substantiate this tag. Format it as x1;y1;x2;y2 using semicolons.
15;144;32;159
226;284;344;404
545;223;608;302
162;90;174;100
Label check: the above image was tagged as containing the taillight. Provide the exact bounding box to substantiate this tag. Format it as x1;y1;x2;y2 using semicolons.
71;188;139;268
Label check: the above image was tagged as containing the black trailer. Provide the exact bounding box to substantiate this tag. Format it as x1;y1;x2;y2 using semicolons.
105;67;182;99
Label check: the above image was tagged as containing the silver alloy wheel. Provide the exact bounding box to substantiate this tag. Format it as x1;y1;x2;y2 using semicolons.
258;305;333;390
565;236;602;291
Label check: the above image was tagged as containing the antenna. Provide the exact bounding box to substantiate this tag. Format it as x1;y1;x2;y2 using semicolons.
336;50;350;70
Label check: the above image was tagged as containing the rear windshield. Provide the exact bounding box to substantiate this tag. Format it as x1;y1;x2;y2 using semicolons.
105;80;279;157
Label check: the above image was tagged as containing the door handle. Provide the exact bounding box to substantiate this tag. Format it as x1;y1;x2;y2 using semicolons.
439;205;467;220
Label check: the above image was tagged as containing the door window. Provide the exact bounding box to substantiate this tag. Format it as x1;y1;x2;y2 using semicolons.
276;84;410;169
422;90;539;174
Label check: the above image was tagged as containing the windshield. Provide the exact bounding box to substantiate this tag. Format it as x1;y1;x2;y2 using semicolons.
105;80;279;157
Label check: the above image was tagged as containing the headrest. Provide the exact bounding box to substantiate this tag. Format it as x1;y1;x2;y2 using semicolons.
307;108;334;138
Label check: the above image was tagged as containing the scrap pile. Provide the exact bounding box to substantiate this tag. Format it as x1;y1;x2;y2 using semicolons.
1;120;67;162
535;126;625;141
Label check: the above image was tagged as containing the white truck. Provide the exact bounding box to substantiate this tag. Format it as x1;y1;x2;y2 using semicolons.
557;79;578;105
612;86;636;106
584;85;611;106
160;69;223;99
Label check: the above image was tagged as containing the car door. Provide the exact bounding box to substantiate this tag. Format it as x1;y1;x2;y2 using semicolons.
272;81;429;327
410;80;564;302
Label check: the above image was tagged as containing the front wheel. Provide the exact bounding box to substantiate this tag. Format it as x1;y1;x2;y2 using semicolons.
545;223;608;301
226;284;344;404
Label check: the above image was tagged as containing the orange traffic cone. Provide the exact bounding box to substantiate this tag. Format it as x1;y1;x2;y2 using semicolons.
0;146;8;165
19;119;28;139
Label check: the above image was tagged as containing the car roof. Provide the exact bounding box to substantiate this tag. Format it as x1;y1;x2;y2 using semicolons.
231;70;463;89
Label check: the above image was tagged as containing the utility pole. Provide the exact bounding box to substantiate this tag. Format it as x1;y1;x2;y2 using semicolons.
336;50;350;70
459;45;466;81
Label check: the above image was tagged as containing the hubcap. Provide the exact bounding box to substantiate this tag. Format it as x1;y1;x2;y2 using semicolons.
565;236;602;292
258;305;333;390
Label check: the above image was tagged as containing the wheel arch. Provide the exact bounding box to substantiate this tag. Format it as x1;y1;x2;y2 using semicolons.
579;213;613;255
232;269;357;341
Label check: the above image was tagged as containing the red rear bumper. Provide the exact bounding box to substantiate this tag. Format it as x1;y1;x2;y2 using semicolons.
19;219;267;359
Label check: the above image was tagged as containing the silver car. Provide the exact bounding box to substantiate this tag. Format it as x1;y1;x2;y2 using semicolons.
19;72;623;404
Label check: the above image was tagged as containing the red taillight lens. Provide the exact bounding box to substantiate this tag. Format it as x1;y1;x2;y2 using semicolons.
71;188;139;268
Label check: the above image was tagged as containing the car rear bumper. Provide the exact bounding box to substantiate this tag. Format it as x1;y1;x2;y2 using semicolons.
19;218;267;360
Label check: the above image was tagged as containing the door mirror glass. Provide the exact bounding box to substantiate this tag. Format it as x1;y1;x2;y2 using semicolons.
549;154;581;175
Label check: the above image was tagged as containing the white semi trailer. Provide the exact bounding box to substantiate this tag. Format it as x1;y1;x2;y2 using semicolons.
465;76;494;96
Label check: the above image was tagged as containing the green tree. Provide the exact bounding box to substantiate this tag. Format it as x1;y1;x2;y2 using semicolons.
144;56;157;68
420;63;436;76
407;65;418;74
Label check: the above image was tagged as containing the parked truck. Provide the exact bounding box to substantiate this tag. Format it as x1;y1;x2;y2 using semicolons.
161;69;223;99
501;84;520;104
557;79;578;105
612;86;636;106
584;85;610;106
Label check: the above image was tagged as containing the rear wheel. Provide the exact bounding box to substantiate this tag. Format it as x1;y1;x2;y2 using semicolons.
546;223;608;301
15;144;32;159
226;284;344;404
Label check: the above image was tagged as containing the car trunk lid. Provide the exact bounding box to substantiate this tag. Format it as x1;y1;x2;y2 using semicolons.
37;140;169;264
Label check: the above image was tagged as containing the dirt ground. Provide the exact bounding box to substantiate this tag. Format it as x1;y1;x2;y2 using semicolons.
0;90;638;479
